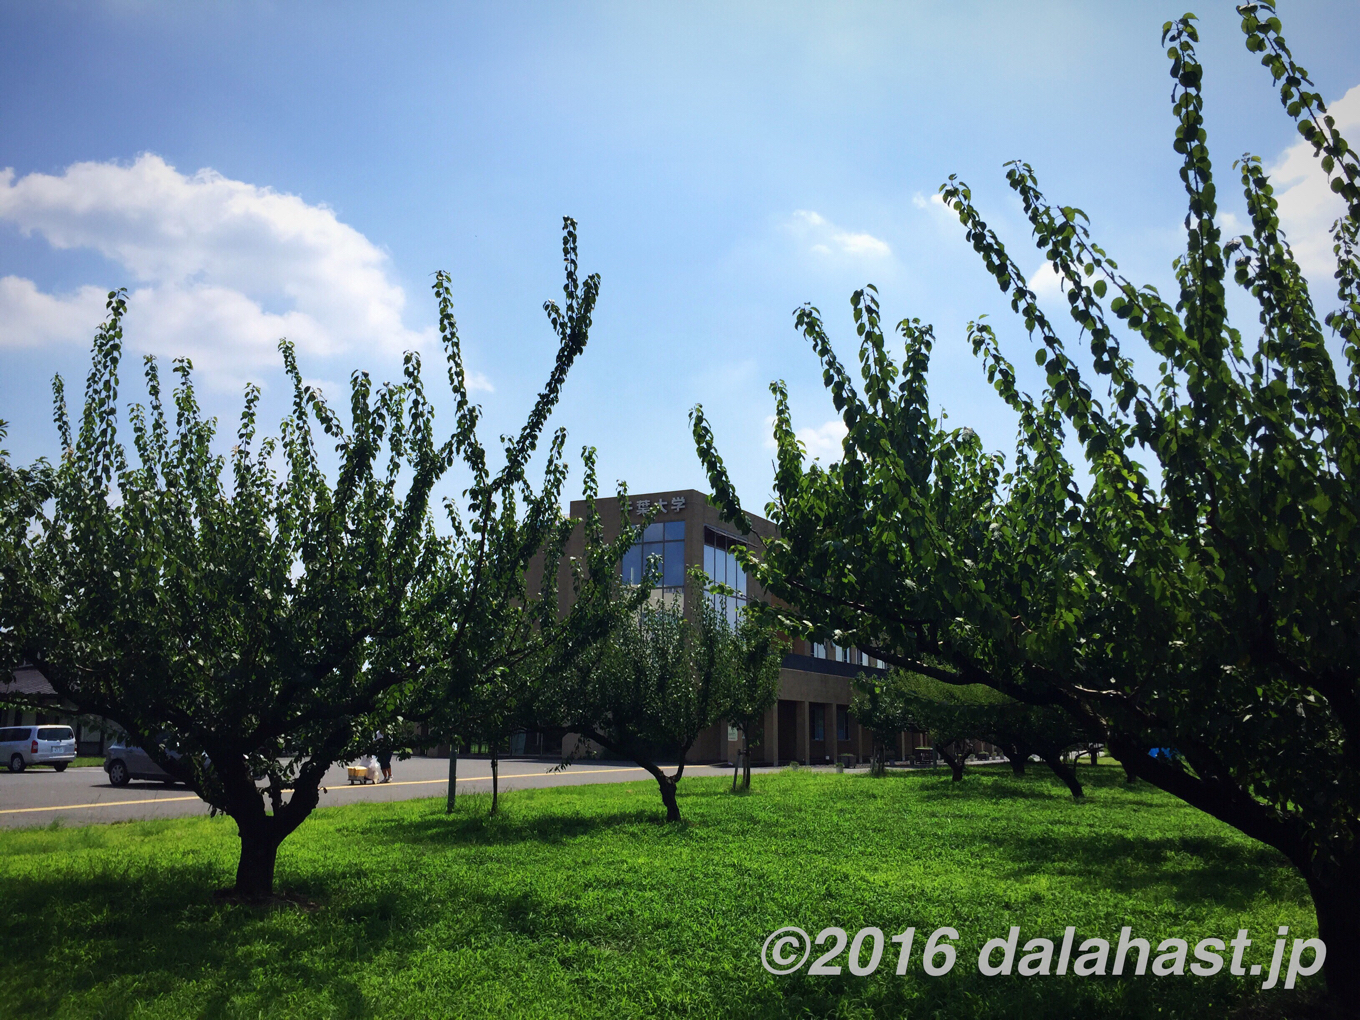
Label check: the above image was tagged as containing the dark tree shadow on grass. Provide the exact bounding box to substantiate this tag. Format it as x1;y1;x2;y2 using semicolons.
0;866;377;1020
980;828;1307;909
384;804;679;849
0;770;1313;1020
863;767;1310;910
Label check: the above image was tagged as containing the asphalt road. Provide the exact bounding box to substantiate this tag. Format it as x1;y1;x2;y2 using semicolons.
0;756;746;828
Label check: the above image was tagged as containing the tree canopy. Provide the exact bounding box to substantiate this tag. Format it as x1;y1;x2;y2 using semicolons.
0;288;446;897
541;568;733;822
400;224;643;815
0;219;616;898
693;3;1359;1000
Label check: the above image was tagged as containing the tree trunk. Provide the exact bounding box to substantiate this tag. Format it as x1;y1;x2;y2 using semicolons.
446;744;458;813
1088;745;1099;767
1042;751;1084;798
632;754;683;821
743;737;752;790
206;742;326;900
936;742;966;781
1120;756;1138;784
1006;742;1028;776
490;745;499;816
656;771;681;822
1111;736;1354;1009
575;729;684;823
233;824;282;898
871;737;887;777
1307;854;1360;1004
218;757;288;898
732;748;740;793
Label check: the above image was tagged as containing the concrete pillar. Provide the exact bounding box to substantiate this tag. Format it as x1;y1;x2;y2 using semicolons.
766;704;779;766
828;704;838;764
797;701;809;764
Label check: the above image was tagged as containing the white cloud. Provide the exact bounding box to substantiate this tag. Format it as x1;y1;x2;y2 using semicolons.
789;208;892;259
1267;83;1360;281
798;418;848;459
764;414;847;461
911;191;946;210
835;231;893;257
465;370;494;393
0;154;460;390
0;276;107;349
1029;260;1064;300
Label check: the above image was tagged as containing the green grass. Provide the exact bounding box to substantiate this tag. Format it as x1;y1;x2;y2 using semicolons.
12;757;105;769
0;766;1320;1019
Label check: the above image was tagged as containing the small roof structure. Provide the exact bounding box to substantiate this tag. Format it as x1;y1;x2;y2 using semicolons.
0;664;60;704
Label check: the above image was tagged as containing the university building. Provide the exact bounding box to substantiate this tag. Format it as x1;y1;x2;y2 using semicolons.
558;488;930;766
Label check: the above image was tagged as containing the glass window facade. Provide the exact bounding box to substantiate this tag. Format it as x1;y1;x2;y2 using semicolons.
813;641;853;661
837;705;850;741
810;704;825;741
621;520;686;590
703;528;748;626
810;641;885;669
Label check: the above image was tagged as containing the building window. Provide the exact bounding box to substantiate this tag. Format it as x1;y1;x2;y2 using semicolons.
621;520;686;590
704;527;748;626
810;704;825;741
817;642;857;663
813;642;886;667
837;705;850;741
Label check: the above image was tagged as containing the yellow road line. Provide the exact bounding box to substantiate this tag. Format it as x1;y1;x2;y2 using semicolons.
0;794;203;815
331;766;651;792
0;766;657;816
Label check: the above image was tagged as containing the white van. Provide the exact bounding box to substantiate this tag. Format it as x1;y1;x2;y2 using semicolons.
1;725;78;772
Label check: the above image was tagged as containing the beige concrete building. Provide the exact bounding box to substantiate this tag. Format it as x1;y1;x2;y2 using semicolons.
553;488;930;765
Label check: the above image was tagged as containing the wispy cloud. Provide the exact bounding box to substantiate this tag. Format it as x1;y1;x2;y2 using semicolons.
789;209;892;259
764;414;847;461
0;154;475;391
1029;260;1064;300
1265;83;1360;281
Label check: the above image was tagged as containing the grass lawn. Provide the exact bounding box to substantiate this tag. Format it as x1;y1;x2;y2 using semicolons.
9;757;105;770
0;765;1320;1019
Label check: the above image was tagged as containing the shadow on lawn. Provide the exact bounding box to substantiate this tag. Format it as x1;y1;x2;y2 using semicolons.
389;802;677;848
1;860;1254;1020
0;770;1312;1020
891;767;1309;909
0;865;375;1020
986;827;1305;908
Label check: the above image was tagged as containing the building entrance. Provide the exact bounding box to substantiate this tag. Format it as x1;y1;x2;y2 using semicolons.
810;703;828;763
777;700;797;765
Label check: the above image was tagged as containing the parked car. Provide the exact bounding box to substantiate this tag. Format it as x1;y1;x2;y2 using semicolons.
1;725;78;773
104;734;184;786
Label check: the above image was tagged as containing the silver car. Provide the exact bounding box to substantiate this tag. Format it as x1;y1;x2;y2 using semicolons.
1;725;77;772
103;735;182;786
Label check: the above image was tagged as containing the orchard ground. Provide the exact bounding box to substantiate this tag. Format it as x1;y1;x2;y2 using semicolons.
0;765;1323;1019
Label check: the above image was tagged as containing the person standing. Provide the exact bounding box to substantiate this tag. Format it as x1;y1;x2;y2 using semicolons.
374;729;393;783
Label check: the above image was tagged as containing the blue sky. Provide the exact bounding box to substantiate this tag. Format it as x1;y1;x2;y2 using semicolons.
2;2;1358;511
